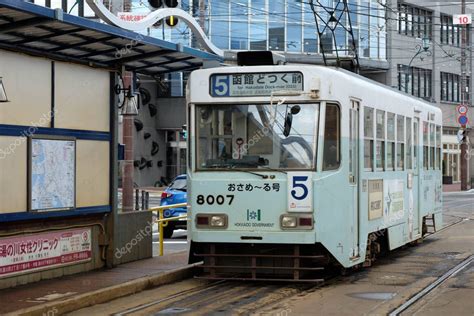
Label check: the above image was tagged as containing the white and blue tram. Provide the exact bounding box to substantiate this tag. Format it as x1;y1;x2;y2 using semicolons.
186;56;443;281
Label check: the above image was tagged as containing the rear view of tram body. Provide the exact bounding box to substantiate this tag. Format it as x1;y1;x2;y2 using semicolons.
186;63;442;281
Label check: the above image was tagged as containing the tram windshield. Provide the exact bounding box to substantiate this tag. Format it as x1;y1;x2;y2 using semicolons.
196;103;318;170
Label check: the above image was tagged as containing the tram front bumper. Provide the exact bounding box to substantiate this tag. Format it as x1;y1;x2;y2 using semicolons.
190;230;316;244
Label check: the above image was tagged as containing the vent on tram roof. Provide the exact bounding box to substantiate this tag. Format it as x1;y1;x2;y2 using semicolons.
237;51;286;66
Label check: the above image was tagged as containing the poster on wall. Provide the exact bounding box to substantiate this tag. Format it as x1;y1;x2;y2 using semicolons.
28;136;76;212
0;229;91;278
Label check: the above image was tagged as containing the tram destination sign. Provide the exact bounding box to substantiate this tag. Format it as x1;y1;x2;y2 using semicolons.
210;72;304;97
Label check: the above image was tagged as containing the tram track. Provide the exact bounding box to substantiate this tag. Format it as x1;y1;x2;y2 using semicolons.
112;279;318;316
388;255;474;316
108;216;470;316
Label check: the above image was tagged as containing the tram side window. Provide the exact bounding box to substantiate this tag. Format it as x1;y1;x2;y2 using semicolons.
323;104;341;171
397;115;405;170
387;113;396;171
376;110;385;170
406;117;412;169
423;122;429;169
436;125;442;170
364;107;374;171
430;123;436;170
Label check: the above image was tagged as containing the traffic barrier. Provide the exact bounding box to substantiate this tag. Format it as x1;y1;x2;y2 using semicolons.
149;203;187;256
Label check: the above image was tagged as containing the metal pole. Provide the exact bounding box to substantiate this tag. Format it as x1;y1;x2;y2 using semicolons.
141;190;145;210
135;188;139;210
145;191;150;210
159;209;164;256
461;0;468;190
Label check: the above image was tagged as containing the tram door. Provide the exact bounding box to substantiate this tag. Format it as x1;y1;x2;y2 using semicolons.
412;118;421;235
349;100;360;257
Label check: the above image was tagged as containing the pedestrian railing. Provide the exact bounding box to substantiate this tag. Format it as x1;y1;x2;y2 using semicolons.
149;202;188;256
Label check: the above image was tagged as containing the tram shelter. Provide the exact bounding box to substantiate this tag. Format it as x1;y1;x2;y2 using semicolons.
0;0;221;289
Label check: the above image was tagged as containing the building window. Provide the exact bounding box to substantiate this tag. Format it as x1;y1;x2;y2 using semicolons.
441;72;470;102
441;14;470;46
398;3;432;39
398;65;432;100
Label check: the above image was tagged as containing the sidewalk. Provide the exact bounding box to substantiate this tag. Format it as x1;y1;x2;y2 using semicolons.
0;251;193;316
443;183;462;192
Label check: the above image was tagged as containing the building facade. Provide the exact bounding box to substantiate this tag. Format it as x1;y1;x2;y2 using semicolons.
385;0;473;184
28;0;473;187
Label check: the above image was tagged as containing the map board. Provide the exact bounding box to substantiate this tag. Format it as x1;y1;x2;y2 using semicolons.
29;137;76;211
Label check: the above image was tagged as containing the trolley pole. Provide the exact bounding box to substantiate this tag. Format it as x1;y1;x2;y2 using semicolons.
461;0;469;191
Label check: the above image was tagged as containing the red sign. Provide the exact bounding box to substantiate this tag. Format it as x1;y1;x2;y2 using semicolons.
454;14;472;25
457;105;468;115
117;12;148;22
0;229;91;278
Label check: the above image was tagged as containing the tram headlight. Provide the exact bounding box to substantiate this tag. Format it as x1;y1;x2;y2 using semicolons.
210;215;226;227
196;214;228;229
280;214;313;229
281;215;297;228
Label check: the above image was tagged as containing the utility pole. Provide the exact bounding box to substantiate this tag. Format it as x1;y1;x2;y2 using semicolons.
199;0;206;33
461;0;469;190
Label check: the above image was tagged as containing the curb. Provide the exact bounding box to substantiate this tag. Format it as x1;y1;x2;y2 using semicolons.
7;263;200;316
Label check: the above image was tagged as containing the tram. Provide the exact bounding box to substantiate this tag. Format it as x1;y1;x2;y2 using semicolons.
186;53;443;281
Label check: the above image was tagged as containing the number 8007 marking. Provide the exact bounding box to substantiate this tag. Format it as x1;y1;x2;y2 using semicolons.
196;195;234;205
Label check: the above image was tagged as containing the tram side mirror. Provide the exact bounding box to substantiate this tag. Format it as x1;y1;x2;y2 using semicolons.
290;105;301;115
283;105;301;137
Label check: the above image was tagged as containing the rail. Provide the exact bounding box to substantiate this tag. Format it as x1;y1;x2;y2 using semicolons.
149;203;188;256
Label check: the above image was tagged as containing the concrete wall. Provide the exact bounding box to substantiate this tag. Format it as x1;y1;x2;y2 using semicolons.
130;80;186;187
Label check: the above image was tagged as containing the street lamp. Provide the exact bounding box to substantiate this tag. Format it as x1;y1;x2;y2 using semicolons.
121;90;139;116
0;77;9;102
409;37;432;67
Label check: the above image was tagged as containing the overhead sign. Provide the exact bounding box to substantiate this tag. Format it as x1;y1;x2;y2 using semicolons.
454;14;472;25
0;229;91;278
210;72;304;97
457;104;468;115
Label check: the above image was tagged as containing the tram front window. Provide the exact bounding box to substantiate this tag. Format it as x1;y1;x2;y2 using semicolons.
196;103;318;170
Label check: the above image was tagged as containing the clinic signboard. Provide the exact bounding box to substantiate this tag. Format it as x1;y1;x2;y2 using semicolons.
0;229;91;278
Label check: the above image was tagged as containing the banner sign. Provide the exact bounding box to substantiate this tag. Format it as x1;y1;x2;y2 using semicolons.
210;72;304;97
0;229;92;278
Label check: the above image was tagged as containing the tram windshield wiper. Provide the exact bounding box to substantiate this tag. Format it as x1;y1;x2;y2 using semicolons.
257;165;287;174
230;166;270;179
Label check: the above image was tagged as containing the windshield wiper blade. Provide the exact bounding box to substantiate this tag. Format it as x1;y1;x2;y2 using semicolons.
257;165;287;174
231;166;270;179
